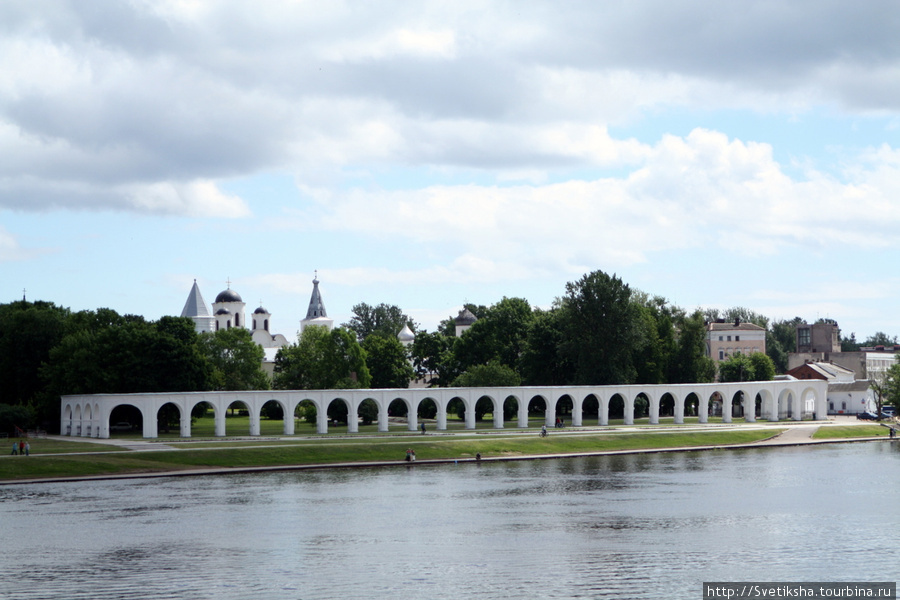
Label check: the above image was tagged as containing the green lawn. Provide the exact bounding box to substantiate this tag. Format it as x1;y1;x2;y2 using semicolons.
127;413;734;440
812;425;892;439
1;428;779;482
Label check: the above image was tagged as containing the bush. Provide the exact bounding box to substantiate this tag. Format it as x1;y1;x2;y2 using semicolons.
0;404;35;436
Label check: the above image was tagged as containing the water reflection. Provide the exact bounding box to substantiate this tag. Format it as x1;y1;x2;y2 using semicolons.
1;443;898;599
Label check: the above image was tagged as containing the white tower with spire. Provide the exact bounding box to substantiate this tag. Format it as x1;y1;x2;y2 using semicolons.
180;280;214;333
300;272;334;334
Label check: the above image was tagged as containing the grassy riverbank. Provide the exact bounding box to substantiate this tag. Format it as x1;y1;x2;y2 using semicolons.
812;424;892;439
1;429;779;482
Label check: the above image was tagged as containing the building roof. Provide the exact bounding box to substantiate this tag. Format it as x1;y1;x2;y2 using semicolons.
455;307;477;326
828;380;872;393
398;323;415;342
181;280;212;318
787;361;856;381
215;287;243;303
304;275;327;319
707;321;765;331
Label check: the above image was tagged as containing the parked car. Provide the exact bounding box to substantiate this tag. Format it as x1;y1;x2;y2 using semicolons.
110;422;132;431
857;412;878;420
882;406;896;417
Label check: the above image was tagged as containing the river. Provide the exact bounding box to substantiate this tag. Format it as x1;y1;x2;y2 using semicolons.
1;442;898;599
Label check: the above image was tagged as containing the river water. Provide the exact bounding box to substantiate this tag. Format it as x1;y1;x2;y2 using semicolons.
1;442;898;600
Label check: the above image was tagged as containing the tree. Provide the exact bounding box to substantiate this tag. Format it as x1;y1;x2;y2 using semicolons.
669;310;716;384
881;359;900;412
273;326;371;390
198;328;269;391
748;352;776;381
453;297;534;374
559;270;641;385
767;317;803;373
362;334;414;388
410;330;460;387
0;300;69;407
452;361;522;388
344;303;417;341
519;307;572;385
864;332;898;347
717;352;775;382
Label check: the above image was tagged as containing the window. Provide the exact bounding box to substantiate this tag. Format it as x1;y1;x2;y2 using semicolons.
735;335;740;341
718;350;724;360
727;335;732;341
719;336;723;341
798;328;811;346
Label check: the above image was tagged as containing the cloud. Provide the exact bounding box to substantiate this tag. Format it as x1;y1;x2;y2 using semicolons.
0;226;55;262
286;127;900;285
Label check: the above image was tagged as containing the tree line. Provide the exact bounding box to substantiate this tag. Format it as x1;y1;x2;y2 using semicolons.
3;269;898;433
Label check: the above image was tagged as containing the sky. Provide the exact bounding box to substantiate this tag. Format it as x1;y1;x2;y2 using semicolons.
2;1;900;342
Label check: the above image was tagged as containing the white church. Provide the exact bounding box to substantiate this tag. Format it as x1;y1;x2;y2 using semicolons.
179;275;336;370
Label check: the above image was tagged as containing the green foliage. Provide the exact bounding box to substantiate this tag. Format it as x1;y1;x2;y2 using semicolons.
0;300;69;406
767;317;803;372
410;330;460;387
717;352;775;382
344;302;417;341
748;352;776;381
42;313;214;397
452;361;522;388
273;326;371;390
362;334;414;388
669;310;716;384
0;403;35;436
559;270;641;385
519;307;571;385
198;328;269;391
454;297;535;374
864;331;898;347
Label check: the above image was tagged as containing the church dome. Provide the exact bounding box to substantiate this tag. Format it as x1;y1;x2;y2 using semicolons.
398;323;415;343
254;306;269;314
215;308;232;315
455;307;477;326
216;288;243;303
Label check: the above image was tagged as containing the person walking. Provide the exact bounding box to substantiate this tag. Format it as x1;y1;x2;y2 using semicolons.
421;422;426;434
11;441;17;455
24;441;30;456
18;440;25;455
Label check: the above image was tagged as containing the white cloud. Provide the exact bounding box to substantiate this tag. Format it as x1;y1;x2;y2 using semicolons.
126;180;250;217
0;226;54;262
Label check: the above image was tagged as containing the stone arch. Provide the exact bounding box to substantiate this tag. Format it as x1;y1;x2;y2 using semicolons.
83;403;93;437
660;393;675;418
63;403;73;435
108;402;143;436
801;386;819;420
502;395;521;427
727;390;745;422
473;394;499;428
447;395;470;429
555;394;574;427
582;394;599;425
632;392;649;422
325;397;352;431
776;389;793;420
684;392;700;419
388;397;409;418
527;395;548;427
608;393;625;421
357;398;378;427
157;401;183;436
